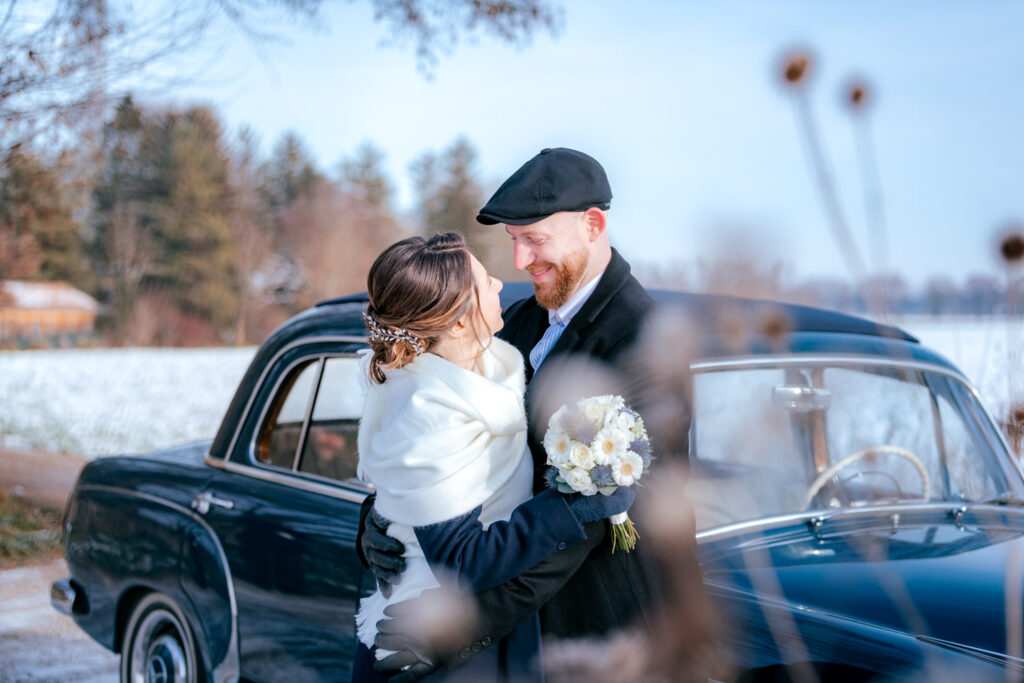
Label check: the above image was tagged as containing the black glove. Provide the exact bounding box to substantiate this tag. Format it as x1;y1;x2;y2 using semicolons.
373;595;444;682
360;506;407;598
566;486;635;524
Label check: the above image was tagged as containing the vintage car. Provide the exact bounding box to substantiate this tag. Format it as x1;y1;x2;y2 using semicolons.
51;282;1024;682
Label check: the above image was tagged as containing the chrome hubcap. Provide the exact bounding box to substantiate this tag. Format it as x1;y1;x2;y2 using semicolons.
146;633;186;683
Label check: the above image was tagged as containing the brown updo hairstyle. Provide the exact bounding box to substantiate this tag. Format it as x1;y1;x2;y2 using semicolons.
365;232;488;384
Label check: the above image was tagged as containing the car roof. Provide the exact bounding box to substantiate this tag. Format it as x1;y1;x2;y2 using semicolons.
210;281;958;461
317;280;916;341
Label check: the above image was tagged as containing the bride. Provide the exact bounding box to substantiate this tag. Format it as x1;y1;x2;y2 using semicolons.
353;233;632;682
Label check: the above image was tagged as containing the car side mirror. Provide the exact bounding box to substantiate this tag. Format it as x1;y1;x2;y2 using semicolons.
772;385;832;411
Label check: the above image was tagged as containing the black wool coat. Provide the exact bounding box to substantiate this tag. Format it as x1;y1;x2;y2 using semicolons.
475;248;666;640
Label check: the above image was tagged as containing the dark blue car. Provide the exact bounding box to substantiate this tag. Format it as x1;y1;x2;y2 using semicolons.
52;284;1024;682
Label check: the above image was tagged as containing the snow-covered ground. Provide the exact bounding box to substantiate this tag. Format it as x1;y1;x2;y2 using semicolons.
0;347;255;458
894;316;1024;423
2;317;1023;459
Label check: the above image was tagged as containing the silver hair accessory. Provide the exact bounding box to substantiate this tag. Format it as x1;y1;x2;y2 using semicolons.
363;311;426;355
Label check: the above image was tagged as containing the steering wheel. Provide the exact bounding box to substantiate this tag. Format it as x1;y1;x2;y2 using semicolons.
805;445;931;507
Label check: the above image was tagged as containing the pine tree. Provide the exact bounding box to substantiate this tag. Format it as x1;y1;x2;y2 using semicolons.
0;147;90;287
92;95;152;339
409;137;518;279
152;106;239;338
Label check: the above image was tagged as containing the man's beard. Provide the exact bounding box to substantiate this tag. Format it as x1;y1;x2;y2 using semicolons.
532;247;589;310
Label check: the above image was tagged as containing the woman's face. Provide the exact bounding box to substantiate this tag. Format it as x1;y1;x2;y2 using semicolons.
469;254;504;338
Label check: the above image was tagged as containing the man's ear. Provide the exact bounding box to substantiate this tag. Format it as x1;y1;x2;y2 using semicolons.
582;208;607;242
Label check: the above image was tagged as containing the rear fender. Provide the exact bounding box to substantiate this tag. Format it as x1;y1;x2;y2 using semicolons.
66;485;240;683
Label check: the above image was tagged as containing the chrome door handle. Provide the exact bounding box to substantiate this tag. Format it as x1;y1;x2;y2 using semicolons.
191;491;235;514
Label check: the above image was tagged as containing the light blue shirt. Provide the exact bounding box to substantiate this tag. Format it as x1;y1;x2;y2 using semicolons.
529;272;603;371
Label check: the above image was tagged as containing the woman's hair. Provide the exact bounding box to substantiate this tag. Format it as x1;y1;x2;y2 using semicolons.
365;232;487;383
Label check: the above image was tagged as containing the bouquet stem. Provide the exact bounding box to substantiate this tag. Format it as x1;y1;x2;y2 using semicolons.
608;512;639;553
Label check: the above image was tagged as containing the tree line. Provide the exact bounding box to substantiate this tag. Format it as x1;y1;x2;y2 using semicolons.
2;93;1018;348
0;95;514;346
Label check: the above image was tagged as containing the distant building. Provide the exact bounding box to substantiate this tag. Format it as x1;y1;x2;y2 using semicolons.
0;281;99;346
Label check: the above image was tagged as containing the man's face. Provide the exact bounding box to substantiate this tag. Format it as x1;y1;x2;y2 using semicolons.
505;212;591;310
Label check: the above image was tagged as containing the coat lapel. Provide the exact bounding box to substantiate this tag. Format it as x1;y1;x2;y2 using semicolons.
545;248;631;359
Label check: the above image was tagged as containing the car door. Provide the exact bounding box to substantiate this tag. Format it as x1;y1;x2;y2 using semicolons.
196;347;375;683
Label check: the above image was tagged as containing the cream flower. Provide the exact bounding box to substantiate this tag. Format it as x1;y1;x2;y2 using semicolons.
592;426;629;466
544;429;572;468
548;404;571;433
612;451;644;487
608;409;636;431
631;416;647;439
568;442;596;470
579;396;608;428
562;467;594;494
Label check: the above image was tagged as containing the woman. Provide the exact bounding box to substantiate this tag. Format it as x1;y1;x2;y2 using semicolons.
353;233;632;682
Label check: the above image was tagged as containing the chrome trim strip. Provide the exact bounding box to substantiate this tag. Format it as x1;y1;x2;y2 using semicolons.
215;335;367;465
77;484;241;683
692;354;970;384
694;502;1000;542
916;635;1024;669
204;456;371;504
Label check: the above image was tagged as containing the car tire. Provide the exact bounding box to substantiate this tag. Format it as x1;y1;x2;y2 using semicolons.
120;592;204;683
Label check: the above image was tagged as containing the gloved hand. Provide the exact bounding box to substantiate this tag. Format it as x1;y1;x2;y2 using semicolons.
374;596;444;682
566;487;635;524
360;506;406;598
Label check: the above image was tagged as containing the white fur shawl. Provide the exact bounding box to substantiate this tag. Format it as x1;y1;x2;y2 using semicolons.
355;338;534;653
357;337;532;526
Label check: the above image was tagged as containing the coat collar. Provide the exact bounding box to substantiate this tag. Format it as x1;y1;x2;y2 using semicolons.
507;248;634;382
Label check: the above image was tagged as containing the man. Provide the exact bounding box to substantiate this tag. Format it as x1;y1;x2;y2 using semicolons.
361;147;664;679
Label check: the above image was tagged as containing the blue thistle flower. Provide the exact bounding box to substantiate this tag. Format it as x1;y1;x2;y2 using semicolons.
591;465;615;487
630;438;653;468
572;422;598;445
544;467;562;490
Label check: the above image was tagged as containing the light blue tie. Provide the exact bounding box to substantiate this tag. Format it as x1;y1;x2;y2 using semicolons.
530;318;566;371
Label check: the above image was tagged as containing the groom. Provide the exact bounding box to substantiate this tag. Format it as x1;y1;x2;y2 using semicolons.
363;147;666;678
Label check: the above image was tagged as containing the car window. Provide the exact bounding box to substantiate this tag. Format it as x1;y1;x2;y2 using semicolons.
936;388;999;501
256;359;320;469
298;356;365;482
822;367;941;500
688;361;1011;531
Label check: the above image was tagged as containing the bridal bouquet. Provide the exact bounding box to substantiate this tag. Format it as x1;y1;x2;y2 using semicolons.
543;395;652;552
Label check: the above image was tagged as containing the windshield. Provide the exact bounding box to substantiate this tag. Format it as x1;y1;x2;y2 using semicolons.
687;360;1023;532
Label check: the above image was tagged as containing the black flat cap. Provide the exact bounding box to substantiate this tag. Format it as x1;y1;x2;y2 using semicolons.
476;147;612;225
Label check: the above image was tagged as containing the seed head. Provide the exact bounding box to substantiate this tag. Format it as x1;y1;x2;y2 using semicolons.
780;50;812;89
760;307;791;345
846;78;870;111
1000;230;1024;265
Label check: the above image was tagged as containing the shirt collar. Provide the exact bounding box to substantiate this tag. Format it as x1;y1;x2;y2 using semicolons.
548;271;603;326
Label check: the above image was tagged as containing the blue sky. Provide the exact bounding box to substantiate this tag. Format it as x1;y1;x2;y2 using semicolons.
169;0;1024;287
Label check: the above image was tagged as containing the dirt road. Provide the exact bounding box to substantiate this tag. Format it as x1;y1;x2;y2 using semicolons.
0;559;119;682
0;448;87;510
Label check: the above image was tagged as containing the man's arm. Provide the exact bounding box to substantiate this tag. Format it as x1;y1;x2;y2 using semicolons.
374;519;606;680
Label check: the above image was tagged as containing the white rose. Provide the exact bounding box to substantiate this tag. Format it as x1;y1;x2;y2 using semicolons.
568;443;596;470
612;451;644;487
548;404;571;433
591;426;629;466
544;430;572;467
579;397;607;428
562;467;593;493
608;409;636;431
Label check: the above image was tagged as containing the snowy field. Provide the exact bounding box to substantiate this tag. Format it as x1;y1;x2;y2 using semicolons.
894;316;1024;422
0;347;255;457
1;317;1024;458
